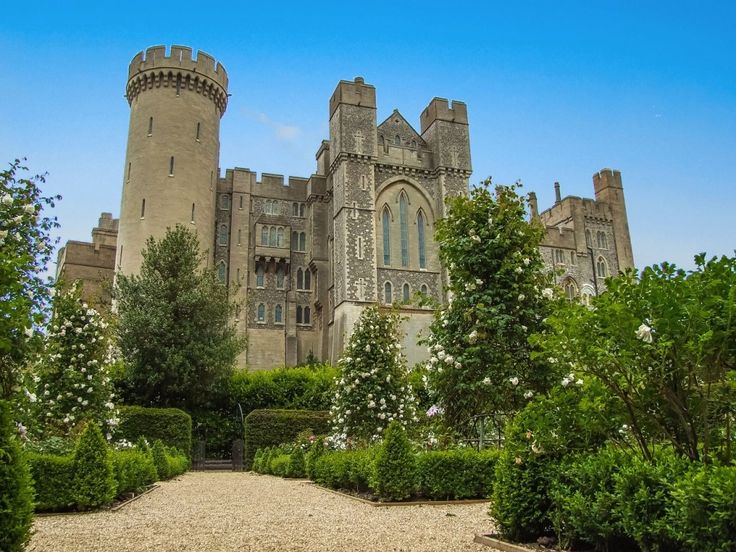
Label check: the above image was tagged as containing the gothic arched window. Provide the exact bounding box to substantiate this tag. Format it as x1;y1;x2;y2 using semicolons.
276;266;285;289
399;192;409;267
403;283;410;302
296;306;303;324
256;264;265;288
269;226;277;247
585;229;592;248
219;194;230;210
217;262;226;283
597;231;608;249
394;135;401;145
382;206;391;266
262;226;269;245
292;202;299;216
304;269;311;290
300;204;306;217
274;304;283;324
257;303;265;322
420;284;429;296
384;281;393;304
291;231;298;249
218;224;228;246
304;306;311;324
299;232;306;251
297;268;304;290
563;278;578;300
597;256;608;278
417;210;426;269
277;227;284;247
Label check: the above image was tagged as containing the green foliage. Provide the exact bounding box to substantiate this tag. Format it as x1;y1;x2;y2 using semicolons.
111;448;157;494
23;435;74;455
311;448;376;492
305;437;327;480
117;405;192;457
151;440;171;480
26;452;75;511
72;423;116;510
0;400;34;551
668;464;736;551
534;254;736;463
0;159;60;400
193;364;336;458
374;420;416;501
416;448;499;500
35;283;118;438
114;225;245;410
287;447;306;478
270;454;291;477
243;409;329;469
426;181;551;433
329;306;417;446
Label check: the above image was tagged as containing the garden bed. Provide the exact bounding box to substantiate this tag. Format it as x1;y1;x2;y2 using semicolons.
307;480;489;507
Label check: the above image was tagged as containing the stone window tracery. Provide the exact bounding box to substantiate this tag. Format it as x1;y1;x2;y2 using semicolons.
596;256;608;278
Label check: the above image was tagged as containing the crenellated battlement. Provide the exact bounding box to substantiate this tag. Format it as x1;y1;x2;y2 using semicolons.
420;97;468;133
126;45;229;115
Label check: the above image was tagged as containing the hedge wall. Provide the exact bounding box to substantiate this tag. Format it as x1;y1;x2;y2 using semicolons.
243;409;329;469
27;453;75;512
117;406;192;455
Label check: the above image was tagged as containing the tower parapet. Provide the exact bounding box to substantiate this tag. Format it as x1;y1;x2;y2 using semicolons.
126;45;229;116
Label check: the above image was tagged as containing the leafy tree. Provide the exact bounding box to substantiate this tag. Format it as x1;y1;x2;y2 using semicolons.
533;254;736;463
328;306;417;446
0;159;60;399
425;180;552;434
115;225;245;410
35;283;118;439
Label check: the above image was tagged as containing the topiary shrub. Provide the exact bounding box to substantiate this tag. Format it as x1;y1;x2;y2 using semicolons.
416;448;499;500
165;448;189;477
117;406;192;457
151;440;171;480
668;464;736;551
26;452;75;511
287;447;306;478
305;438;326;480
243;409;329;469
374;420;416;501
72;423;116;510
0;400;34;551
111;448;157;495
270;454;291;477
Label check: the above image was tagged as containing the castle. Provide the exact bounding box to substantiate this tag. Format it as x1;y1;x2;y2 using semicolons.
56;45;634;370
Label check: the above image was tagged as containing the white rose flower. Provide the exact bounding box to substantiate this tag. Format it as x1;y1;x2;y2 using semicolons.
482;377;491;385
1;193;12;205
541;288;554;300
524;390;534;399
636;323;653;343
509;377;519;386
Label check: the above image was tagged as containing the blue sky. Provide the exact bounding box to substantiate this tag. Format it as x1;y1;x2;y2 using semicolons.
1;1;734;270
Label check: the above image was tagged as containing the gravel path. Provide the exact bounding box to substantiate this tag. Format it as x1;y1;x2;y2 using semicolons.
29;472;496;551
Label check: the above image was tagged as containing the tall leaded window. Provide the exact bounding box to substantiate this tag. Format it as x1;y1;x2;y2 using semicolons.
297;268;304;290
269;227;277;247
399;192;409;267
292;202;299;216
256;265;265;288
382;207;391;266
403;283;410;302
291;231;298;249
597;256;608;278
257;303;265;322
217;262;226;283
299;232;306;251
300;204;305;217
304;306;311;324
277;227;284;247
384;281;393;304
417;210;426;269
261;226;269;245
296;306;303;324
304;269;311;290
275;304;283;324
276;266;285;289
218;224;228;246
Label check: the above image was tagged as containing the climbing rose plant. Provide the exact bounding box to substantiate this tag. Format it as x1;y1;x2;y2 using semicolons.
34;283;118;439
425;180;554;434
0;159;60;400
329;306;418;447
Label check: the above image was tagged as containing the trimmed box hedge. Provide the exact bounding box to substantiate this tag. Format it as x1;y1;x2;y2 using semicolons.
243;409;329;469
117;406;192;456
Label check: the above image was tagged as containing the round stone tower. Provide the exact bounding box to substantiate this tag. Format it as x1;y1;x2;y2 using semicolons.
116;45;228;276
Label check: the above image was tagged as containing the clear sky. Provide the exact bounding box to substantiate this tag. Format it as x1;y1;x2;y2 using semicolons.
1;1;734;271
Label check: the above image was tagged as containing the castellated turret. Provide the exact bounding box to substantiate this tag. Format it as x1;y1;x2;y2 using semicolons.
116;45;228;275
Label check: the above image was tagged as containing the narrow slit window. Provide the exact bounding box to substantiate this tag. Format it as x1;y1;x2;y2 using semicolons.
236;268;241;282
304;270;311;290
239;195;243;209
399;192;409;267
196;122;201;141
237;228;241;245
169;156;175;176
277;227;284;247
417;210;426;269
140;198;145;218
357;236;363;259
297;268;304;290
299;232;306;251
382;207;391;266
291;231;298;249
403;283;410;302
351;201;358;219
176;74;181;96
275;304;283;324
148;117;153;136
191;203;195;223
127;162;131;182
296;306;303;324
304;306;311;324
300;203;305;217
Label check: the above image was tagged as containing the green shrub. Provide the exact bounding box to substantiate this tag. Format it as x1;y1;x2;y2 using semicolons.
270;454;291;477
613;448;689;552
252;449;264;473
26;452;75;511
417;448;499;500
243;409;329;469
312;449;375;492
165;448;189;477
668;464;736;551
72;423;116;510
305;438;326;479
151;440;171;480
0;400;34;551
549;447;631;550
111;448;157;495
117;406;192;457
374;421;416;501
287;447;306;478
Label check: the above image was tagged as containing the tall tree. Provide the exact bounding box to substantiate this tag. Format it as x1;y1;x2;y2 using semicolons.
0;159;59;399
425;180;553;434
115;225;245;410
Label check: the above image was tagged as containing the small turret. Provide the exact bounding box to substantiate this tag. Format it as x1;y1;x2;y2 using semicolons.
592;168;634;269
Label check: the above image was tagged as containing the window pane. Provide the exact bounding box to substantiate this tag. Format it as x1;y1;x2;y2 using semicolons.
297;268;303;289
403;283;410;302
277;227;284;247
296;306;302;324
304;307;310;324
261;227;269;245
257;304;265;321
269;227;277;246
299;232;306;251
304;270;311;290
384;282;392;303
275;304;283;323
417;210;426;269
256;265;264;287
399;193;409;267
382;208;391;266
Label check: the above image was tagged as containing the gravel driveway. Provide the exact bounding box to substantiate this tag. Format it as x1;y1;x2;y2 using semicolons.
29;472;496;551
